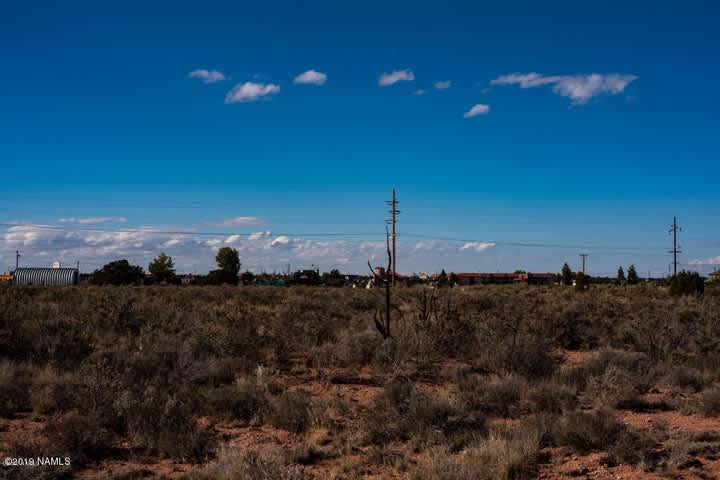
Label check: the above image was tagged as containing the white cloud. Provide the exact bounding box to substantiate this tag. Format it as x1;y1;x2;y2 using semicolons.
412;89;427;96
378;69;415;86
188;69;226;84
490;72;637;105
490;73;563;88
248;231;271;241
434;80;452;90
689;256;720;266
463;104;490;118
460;242;496;252
224;82;280;103
294;69;327;85
270;236;290;248
207;216;267;228
57;217;127;225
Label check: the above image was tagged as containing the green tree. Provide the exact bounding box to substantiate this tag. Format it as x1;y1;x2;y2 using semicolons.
449;272;458;286
321;269;344;287
669;271;704;296
148;252;176;284
561;263;573;286
437;269;449;287
216;247;240;275
616;266;626;285
90;259;144;285
627;265;639;285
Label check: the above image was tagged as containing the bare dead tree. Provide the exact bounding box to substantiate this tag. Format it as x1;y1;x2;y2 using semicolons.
368;228;393;339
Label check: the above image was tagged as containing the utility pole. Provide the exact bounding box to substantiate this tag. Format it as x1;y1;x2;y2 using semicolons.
579;253;589;274
385;188;399;286
15;250;20;270
669;216;682;277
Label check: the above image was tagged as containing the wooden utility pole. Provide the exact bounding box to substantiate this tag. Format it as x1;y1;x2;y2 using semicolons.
385;188;399;285
669;216;681;277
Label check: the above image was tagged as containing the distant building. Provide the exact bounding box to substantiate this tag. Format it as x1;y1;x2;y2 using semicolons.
0;272;13;284
12;267;79;286
710;271;720;284
437;272;557;286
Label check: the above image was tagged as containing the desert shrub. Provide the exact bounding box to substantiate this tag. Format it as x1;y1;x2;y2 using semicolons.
586;365;647;410
561;349;651;390
456;374;527;418
204;379;269;422
286;442;325;465
526;381;577;414
666;365;708;393
363;380;485;447
0;361;32;417
411;426;541;480
29;367;79;415
666;431;720;470
270;391;312;433
189;356;253;387
697;388;720;417
156;395;216;462
549;407;656;463
188;448;312;480
42;411;112;465
481;335;557;378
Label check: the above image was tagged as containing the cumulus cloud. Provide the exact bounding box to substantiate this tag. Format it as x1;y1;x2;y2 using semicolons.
270;235;290;247
0;223;512;275
224;82;280;103
460;242;496;252
57;217;127;225
412;89;427;96
188;69;226;84
463;104;490;118
294;69;327;85
490;72;637;105
248;231;271;241
434;80;452;90
689;256;720;266
378;69;415;86
207;216;267;227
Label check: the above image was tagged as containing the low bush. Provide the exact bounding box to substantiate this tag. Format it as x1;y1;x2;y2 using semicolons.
697;388;720;417
666;366;708;393
204;379;269;422
0;361;32;417
270;391;312;433
411;426;541;480
42;411;112;466
456;374;527;418
156;395;216;462
526;381;577;414
551;408;626;453
188;447;312;480
363;380;485;448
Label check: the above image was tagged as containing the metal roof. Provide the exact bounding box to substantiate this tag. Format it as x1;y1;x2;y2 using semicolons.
12;267;79;286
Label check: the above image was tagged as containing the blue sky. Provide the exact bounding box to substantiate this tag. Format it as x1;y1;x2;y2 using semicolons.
2;0;719;275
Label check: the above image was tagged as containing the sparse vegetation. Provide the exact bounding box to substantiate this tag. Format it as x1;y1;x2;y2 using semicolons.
0;283;718;478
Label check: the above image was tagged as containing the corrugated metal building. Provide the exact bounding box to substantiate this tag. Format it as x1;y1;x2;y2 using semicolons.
12;268;79;286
